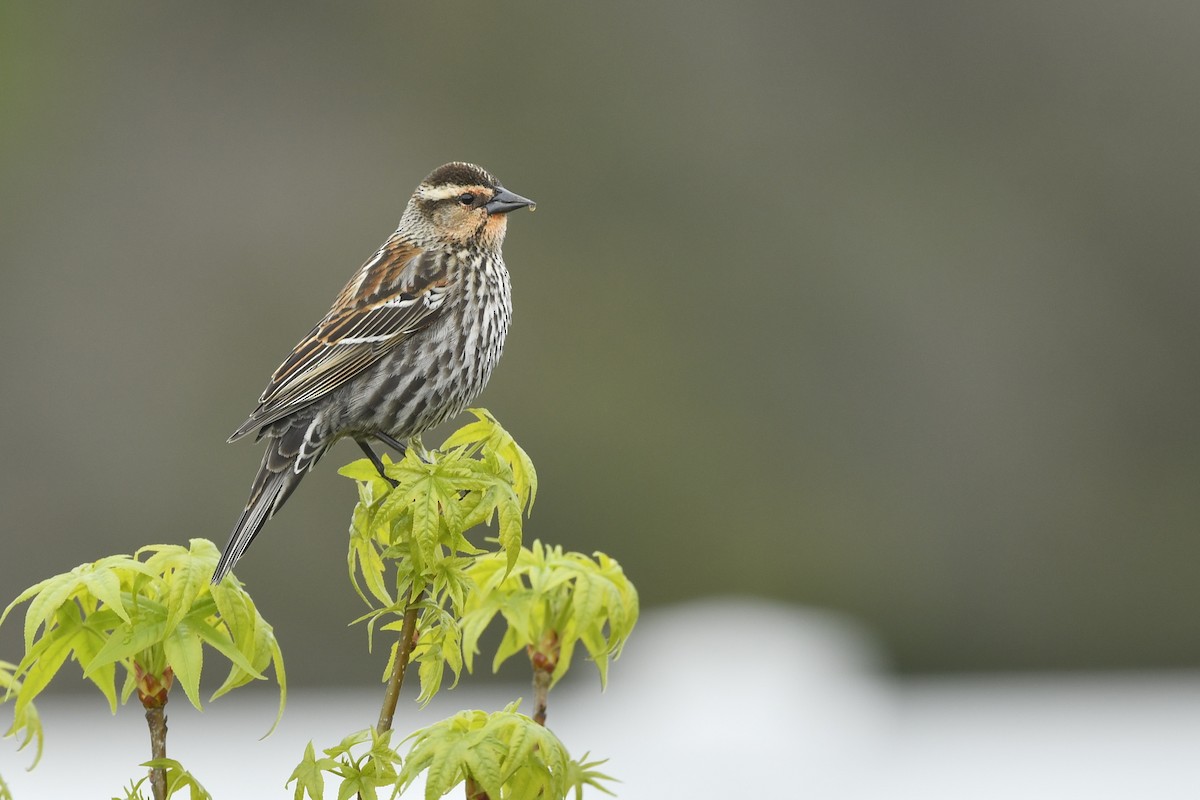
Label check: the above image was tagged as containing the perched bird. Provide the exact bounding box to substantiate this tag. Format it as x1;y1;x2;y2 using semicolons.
214;162;534;583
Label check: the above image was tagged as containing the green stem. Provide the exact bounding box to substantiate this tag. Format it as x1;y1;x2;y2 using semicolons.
376;595;422;734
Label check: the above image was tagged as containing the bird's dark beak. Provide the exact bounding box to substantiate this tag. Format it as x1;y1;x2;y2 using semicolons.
485;187;536;215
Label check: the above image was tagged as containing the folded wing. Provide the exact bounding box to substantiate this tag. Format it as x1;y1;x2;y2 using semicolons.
230;237;453;440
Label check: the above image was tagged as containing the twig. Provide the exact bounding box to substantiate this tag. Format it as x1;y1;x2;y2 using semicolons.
136;664;172;800
376;595;422;734
144;706;168;799
532;666;552;727
528;633;557;727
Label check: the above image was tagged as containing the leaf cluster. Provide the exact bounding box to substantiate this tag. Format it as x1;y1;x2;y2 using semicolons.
345;410;536;609
340;410;538;703
0;538;286;730
294;412;632;799
289;710;607;800
462;541;639;688
395;704;572;800
288;729;401;800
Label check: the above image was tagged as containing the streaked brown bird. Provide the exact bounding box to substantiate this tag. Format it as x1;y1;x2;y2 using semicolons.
214;162;534;582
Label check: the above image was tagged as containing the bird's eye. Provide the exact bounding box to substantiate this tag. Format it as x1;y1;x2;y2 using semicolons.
457;193;476;206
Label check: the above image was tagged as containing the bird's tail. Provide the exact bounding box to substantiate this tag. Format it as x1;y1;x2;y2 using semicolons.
213;423;323;583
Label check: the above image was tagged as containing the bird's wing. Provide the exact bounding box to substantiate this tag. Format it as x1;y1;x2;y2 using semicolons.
230;236;454;440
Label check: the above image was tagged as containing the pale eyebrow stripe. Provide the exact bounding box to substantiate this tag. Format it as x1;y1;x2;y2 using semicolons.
419;184;490;201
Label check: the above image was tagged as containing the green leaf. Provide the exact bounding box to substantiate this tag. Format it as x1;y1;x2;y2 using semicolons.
335;772;366;800
113;775;151;800
495;486;524;571
261;633;288;736
411;607;464;706
76;613;121;712
396;708;571;800
338;457;390;482
0;660;45;769
350;537;393;609
84;617;167;678
287;742;327;800
567;754;618;799
288;729;400;800
81;567;131;626
162;621;205;710
20;570;82;652
164;541;213;634
136;543;189;578
442;409;538;511
190;617;264;683
140;757;213;800
11;609;86;717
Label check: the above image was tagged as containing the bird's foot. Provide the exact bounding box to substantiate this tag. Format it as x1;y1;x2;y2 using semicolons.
356;439;398;487
408;434;431;463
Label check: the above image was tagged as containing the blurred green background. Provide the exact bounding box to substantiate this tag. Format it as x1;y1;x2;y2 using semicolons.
2;2;1198;684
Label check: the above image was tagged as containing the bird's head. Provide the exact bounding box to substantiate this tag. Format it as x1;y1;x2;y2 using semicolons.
404;162;535;248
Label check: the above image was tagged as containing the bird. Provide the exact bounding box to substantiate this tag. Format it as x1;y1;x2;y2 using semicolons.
213;162;535;583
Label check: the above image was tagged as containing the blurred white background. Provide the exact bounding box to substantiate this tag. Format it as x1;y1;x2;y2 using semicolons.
5;601;1200;798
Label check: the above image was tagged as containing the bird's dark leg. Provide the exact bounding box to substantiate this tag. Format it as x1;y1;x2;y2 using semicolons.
356;438;398;487
373;432;408;458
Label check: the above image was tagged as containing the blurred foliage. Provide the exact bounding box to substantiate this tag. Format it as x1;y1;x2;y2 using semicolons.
0;660;43;770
